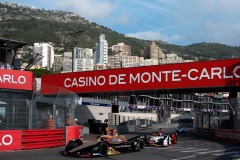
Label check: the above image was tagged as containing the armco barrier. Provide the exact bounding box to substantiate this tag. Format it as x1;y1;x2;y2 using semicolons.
193;128;240;144
21;129;65;150
215;129;240;144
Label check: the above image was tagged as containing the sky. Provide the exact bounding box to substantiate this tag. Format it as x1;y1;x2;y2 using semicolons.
2;0;240;46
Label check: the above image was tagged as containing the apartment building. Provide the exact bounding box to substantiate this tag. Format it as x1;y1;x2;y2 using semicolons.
95;34;108;65
62;47;94;72
33;42;54;69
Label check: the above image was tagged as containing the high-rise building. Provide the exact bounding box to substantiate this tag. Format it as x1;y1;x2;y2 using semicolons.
143;41;165;62
112;42;131;56
122;56;144;68
52;55;63;71
34;42;54;69
95;34;108;65
62;47;94;72
62;51;72;72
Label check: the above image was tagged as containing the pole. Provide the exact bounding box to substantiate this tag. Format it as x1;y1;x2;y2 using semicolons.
63;30;84;72
114;53;116;68
4;41;7;69
72;47;74;72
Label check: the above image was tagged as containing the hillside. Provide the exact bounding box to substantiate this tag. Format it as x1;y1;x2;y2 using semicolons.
0;2;240;60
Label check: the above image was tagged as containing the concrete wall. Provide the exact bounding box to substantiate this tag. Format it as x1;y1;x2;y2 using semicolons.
109;112;158;126
75;105;111;124
75;105;158;125
170;113;193;120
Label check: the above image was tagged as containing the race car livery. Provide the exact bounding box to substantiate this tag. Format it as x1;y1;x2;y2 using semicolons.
61;135;145;157
144;131;177;146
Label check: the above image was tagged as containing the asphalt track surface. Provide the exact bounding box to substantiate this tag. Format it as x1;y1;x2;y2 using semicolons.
1;128;240;160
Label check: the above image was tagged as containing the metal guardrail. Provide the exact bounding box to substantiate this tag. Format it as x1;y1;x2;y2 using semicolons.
21;129;65;150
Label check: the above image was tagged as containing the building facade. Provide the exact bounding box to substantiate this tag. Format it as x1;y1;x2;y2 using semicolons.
95;34;108;65
122;56;144;68
161;53;194;64
108;54;144;68
143;42;165;62
112;42;131;56
34;42;54;69
52;55;63;71
62;47;94;72
62;51;72;72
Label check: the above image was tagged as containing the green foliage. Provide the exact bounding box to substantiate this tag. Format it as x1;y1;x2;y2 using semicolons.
30;68;57;78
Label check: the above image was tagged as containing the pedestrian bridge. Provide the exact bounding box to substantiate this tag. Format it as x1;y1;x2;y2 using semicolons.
41;58;240;130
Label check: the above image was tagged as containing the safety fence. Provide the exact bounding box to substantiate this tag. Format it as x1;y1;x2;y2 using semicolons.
0;84;80;130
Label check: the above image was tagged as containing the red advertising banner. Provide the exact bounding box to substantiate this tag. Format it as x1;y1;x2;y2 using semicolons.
66;126;84;145
0;130;22;151
41;58;240;95
0;69;34;90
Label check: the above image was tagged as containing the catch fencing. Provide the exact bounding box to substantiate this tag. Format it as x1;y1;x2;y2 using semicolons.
0;83;80;130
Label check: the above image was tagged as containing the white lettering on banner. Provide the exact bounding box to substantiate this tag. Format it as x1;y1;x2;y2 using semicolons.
130;73;140;83
162;70;171;82
0;74;26;84
0;134;13;146
172;70;181;81
199;68;210;80
142;72;151;83
63;66;240;88
211;67;222;79
64;76;106;88
129;72;162;84
109;74;126;85
234;66;240;78
188;69;198;80
224;67;233;78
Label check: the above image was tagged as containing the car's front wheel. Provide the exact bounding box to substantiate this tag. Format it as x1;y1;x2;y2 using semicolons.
98;142;109;156
65;139;83;151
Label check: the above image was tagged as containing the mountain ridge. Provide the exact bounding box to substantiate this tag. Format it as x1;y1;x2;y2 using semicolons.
0;2;240;60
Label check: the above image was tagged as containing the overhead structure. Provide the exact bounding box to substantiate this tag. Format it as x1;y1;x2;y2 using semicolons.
41;58;240;96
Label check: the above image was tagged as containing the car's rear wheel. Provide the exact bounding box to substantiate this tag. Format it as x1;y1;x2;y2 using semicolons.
136;139;145;151
98;142;109;156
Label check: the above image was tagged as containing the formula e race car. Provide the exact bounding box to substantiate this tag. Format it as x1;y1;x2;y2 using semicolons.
61;134;145;157
144;131;177;147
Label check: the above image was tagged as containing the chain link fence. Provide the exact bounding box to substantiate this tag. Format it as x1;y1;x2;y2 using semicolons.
0;83;80;130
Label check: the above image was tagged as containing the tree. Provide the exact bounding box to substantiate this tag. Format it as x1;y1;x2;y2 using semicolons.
30;68;56;78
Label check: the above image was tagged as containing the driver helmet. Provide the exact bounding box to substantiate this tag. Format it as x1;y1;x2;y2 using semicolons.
110;129;118;136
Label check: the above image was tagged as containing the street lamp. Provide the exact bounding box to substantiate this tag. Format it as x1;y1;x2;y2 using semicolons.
62;30;84;72
72;47;75;72
4;42;7;69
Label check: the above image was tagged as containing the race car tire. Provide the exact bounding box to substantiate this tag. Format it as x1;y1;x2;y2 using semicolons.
132;139;145;151
65;139;83;151
98;142;109;156
136;139;145;151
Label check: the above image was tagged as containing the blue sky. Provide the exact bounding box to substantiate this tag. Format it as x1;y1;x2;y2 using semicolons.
2;0;240;46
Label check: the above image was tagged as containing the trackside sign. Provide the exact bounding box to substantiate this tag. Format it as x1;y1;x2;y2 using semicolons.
41;58;240;95
0;130;22;151
0;69;34;90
